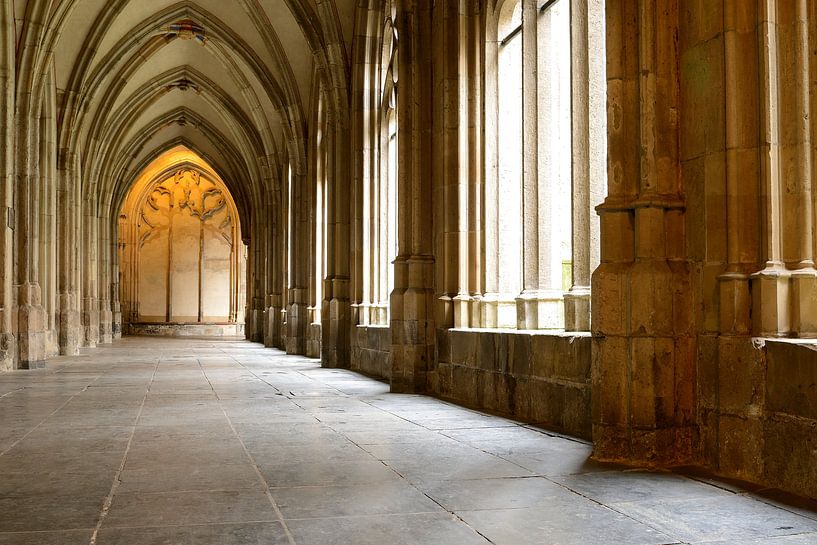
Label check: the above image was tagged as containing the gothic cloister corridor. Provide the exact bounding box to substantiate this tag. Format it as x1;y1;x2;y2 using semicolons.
0;337;814;545
6;0;817;540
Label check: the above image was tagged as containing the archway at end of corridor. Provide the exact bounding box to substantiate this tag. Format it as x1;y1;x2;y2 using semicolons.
117;146;247;338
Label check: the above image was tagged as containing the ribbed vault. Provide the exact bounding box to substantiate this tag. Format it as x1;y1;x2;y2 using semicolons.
2;0;355;364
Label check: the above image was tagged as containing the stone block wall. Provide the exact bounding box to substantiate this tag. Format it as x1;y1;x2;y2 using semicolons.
350;325;392;380
701;339;817;499
433;329;592;440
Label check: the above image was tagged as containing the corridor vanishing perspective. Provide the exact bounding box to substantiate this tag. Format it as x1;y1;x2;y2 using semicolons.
4;0;817;539
1;337;816;545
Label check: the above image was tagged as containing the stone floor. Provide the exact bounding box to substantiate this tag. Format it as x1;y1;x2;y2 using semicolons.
0;337;815;545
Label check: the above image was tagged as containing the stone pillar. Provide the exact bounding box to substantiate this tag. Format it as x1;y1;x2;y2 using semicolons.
481;7;501;329
57;151;81;354
97;212;113;344
752;1;790;337
718;1;759;337
286;166;309;355
515;0;542;330
0;3;17;370
781;1;817;336
322;113;352;368
264;193;275;348
15;109;47;368
82;191;99;347
390;0;436;393
565;0;605;332
593;0;694;465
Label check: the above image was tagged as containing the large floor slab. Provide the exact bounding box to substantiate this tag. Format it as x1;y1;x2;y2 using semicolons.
0;336;814;545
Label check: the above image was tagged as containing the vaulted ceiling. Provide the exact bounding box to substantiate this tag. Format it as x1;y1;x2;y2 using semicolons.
12;0;356;227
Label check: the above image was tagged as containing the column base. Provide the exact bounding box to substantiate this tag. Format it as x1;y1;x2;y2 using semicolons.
285;301;308;355
750;263;790;337
322;296;350;368
516;289;564;330
718;272;751;334
58;308;81;356
564;286;591;331
82;296;100;347
480;293;518;329
112;311;122;340
0;332;16;371
790;268;817;336
99;305;113;345
17;303;47;368
389;256;435;393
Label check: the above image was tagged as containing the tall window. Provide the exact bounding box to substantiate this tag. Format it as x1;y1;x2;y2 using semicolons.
361;5;398;327
484;0;575;330
312;94;328;326
495;0;524;328
538;0;573;298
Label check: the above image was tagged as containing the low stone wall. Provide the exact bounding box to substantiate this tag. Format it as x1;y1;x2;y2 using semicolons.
351;325;392;380
127;323;245;337
701;338;817;499
433;329;592;440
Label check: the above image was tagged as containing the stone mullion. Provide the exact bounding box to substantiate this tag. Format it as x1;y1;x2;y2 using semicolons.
565;0;594;332
480;6;500;328
452;0;472;329
377;110;389;325
752;1;789;336
467;0;483;327
360;77;373;326
787;1;817;336
515;0;541;330
434;0;460;330
719;0;759;336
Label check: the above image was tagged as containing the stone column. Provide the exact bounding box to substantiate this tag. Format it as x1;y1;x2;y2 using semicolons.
433;0;460;330
515;0;541;330
97;209;113;344
390;0;436;393
252;219;266;343
719;1;759;336
57;150;81;354
782;1;817;336
15;107;47;368
82;190;99;347
264;185;276;347
284;161;308;355
322;111;352;368
0;1;15;370
752;0;790;336
593;0;693;465
467;3;483;327
565;0;604;332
